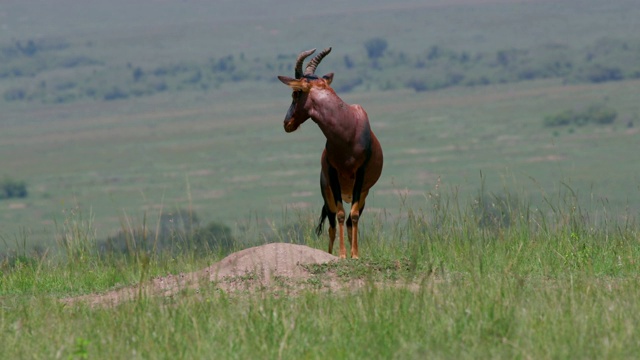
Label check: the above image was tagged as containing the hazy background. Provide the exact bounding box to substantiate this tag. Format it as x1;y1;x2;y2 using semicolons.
1;0;639;248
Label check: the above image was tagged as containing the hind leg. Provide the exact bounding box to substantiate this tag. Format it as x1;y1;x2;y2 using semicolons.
323;165;348;258
326;202;344;257
326;209;337;254
321;156;347;258
320;171;339;256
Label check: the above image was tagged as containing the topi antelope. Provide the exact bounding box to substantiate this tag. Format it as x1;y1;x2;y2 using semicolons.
277;47;383;259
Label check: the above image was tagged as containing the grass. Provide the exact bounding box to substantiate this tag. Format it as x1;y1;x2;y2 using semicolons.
4;279;640;359
2;1;640;357
2;186;640;358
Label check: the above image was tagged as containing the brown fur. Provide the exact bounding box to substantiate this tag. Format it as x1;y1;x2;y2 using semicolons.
278;66;383;259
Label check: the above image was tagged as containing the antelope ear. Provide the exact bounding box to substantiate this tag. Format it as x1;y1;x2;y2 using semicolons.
322;72;334;85
278;75;295;85
277;76;310;92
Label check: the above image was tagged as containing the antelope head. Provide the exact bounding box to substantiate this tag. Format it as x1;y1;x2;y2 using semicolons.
277;47;334;133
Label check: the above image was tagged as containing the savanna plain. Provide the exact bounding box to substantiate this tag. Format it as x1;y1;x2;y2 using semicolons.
1;0;640;358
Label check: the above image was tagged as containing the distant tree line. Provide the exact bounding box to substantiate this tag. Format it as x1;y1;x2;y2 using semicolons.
3;36;640;105
0;38;100;80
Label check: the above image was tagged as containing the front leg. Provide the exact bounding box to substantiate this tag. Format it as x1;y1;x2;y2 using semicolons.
327;165;347;258
349;200;364;259
328;226;336;254
337;204;347;259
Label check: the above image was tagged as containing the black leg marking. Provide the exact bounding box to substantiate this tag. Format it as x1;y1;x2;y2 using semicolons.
351;165;366;204
328;209;336;229
328;165;342;205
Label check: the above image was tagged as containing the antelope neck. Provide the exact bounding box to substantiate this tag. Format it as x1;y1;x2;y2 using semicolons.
308;89;356;144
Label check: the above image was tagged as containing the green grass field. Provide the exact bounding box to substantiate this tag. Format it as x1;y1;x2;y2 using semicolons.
2;190;639;358
2;78;638;246
1;0;640;358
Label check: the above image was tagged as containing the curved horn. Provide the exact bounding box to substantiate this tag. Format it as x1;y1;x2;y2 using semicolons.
294;48;316;79
304;47;332;76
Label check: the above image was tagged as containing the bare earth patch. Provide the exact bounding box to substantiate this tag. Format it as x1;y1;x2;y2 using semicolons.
8;202;27;210
525;154;566;163
62;243;340;307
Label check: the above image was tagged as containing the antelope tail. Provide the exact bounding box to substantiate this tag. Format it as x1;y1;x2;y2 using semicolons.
315;204;329;236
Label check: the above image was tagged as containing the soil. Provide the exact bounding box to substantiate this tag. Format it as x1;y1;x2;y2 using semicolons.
61;243;341;307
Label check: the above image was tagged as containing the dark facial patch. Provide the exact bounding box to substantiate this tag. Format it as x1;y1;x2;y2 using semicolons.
284;91;301;122
284;100;295;122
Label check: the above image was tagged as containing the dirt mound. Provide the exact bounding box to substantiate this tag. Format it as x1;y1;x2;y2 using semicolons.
62;243;338;307
203;242;337;280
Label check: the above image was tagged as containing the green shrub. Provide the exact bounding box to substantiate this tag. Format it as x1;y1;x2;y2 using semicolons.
132;67;144;82
472;191;523;230
543;104;617;127
544;110;575;127
103;87;129;101
586;104;617;124
99;209;235;257
364;37;388;60
192;221;235;252
3;88;26;101
582;64;624;83
0;177;28;199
